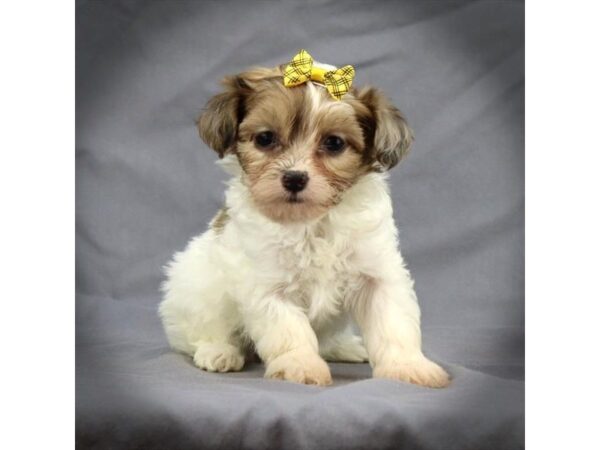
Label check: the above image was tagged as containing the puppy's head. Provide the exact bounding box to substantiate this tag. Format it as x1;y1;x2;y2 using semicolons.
197;66;413;223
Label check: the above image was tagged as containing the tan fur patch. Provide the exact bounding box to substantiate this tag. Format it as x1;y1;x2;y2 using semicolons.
210;207;230;234
351;86;414;170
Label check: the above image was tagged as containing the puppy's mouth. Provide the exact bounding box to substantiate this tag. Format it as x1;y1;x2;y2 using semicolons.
286;193;304;204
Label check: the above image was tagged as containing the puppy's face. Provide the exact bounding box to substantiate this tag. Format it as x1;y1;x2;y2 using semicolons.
198;67;413;223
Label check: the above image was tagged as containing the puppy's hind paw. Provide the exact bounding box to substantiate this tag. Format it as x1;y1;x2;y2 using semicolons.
320;333;369;363
374;354;450;388
265;349;332;386
193;342;245;373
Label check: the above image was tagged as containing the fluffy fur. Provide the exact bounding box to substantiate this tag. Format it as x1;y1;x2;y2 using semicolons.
159;65;450;388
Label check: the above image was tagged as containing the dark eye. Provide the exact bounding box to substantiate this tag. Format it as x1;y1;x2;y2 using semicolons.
254;131;276;149
323;135;346;154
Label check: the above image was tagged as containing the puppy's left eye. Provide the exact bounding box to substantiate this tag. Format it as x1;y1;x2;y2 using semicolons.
323;135;346;154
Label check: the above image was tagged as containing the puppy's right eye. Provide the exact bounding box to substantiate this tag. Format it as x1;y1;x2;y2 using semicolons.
254;131;276;149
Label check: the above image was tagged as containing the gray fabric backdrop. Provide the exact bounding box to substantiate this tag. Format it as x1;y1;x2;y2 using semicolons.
76;1;524;448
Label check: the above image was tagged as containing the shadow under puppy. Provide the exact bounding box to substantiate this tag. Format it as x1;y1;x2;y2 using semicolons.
159;52;450;388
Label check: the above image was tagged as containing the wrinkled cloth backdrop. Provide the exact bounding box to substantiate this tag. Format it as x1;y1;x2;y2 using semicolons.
76;1;524;449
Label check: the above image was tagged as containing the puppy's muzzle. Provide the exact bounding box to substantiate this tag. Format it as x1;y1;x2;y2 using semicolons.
282;170;309;193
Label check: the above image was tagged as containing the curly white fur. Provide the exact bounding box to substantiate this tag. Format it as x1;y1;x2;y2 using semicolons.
159;157;449;388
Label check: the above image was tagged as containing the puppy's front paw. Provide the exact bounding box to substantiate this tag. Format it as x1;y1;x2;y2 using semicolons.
373;354;450;388
193;342;245;373
265;349;332;386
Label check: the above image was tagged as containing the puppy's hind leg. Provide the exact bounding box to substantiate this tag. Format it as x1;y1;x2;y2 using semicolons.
319;327;369;363
159;232;245;373
192;339;245;373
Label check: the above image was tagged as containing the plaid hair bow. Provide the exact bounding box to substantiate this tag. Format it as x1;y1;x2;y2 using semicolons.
283;49;355;100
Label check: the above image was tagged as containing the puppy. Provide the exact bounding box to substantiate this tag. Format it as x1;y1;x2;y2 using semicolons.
159;57;450;388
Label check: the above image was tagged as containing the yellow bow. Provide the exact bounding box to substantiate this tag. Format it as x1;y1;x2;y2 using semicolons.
283;49;355;101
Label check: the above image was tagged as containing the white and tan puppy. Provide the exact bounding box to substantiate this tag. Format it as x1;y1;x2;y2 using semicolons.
159;64;450;387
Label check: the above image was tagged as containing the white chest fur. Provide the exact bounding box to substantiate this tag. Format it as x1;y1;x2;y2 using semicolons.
271;219;355;322
219;171;396;327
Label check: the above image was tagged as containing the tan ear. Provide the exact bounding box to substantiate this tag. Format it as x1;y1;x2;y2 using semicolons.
197;67;282;158
197;76;249;158
354;87;414;171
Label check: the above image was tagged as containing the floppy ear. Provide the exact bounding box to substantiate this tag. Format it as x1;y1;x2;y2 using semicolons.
197;67;283;158
354;87;414;171
197;76;249;158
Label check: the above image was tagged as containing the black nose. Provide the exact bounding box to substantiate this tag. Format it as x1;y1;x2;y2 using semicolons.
282;170;309;193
